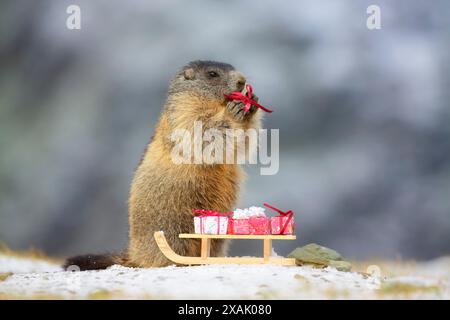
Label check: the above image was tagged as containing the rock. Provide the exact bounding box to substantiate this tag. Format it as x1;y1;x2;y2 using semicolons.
288;243;352;272
288;243;342;264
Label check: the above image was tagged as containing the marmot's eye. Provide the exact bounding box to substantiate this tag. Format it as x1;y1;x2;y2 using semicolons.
207;71;219;78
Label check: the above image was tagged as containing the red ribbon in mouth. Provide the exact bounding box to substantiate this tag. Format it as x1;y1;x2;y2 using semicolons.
223;84;273;113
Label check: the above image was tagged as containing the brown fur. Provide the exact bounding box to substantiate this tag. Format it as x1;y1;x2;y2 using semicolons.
64;60;262;269
63;253;125;271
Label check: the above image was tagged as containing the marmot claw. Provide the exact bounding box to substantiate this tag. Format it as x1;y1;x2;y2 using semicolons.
226;92;259;121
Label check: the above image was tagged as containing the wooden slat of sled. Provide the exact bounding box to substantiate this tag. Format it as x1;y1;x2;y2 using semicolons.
179;233;296;240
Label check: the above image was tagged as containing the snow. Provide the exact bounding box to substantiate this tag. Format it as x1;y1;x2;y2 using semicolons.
0;255;61;274
0;254;379;299
1;254;449;299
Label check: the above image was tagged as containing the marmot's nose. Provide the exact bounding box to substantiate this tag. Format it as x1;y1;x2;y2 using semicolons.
236;74;246;91
231;71;246;91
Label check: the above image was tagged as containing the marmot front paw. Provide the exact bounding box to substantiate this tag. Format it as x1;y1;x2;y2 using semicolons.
226;93;259;121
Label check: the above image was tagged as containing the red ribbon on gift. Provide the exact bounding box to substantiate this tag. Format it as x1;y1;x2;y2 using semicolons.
263;203;294;234
223;84;273;113
192;209;232;234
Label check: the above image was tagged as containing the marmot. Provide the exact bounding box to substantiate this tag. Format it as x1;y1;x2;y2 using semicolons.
64;60;262;270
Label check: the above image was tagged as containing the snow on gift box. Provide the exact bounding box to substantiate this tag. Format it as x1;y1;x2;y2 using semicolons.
193;209;230;234
264;203;295;235
228;206;270;235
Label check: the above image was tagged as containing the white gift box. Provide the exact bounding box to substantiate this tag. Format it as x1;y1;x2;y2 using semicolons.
194;216;229;234
232;206;266;219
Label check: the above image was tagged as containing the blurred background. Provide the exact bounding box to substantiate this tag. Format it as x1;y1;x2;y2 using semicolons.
1;0;449;261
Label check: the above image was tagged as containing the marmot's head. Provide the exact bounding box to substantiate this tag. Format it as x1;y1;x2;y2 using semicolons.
158;60;262;158
168;60;246;101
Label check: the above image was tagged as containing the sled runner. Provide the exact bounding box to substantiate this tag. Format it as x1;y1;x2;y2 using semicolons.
154;231;297;265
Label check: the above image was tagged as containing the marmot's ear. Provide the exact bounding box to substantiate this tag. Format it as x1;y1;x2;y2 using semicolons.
183;68;195;80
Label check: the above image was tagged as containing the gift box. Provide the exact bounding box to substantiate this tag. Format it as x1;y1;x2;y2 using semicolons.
227;218;250;234
264;203;295;235
248;216;270;235
270;216;294;234
227;206;270;235
193;209;230;234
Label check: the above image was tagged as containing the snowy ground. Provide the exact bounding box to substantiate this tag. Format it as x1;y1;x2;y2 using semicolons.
0;254;449;299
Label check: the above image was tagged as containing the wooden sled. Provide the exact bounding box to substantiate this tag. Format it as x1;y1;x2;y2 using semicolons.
154;231;297;266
